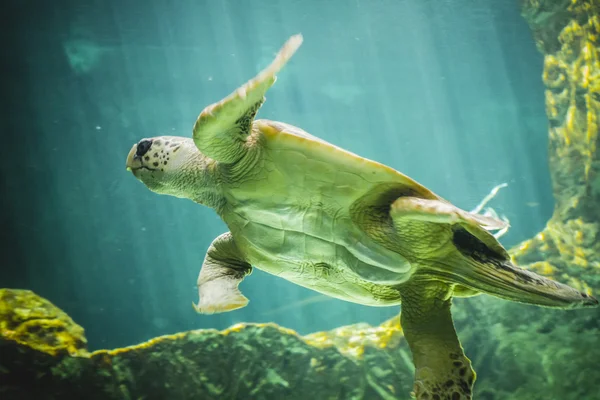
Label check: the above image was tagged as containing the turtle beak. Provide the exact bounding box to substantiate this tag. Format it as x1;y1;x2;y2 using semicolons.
127;139;156;173
126;143;139;172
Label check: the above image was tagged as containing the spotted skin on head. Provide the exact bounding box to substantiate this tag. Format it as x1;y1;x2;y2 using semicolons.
148;139;174;170
126;135;221;206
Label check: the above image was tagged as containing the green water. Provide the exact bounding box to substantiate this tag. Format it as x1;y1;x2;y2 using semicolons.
2;0;553;354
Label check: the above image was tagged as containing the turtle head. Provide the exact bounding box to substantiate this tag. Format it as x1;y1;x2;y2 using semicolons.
126;136;219;206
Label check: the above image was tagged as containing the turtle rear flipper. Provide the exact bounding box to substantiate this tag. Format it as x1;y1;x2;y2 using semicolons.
400;282;475;400
441;226;598;309
390;197;598;309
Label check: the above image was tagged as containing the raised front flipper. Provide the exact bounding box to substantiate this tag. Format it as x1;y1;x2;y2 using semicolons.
400;282;475;400
193;232;252;314
192;34;303;163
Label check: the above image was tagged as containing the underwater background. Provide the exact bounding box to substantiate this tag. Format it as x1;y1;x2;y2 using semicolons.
1;0;551;349
2;0;599;399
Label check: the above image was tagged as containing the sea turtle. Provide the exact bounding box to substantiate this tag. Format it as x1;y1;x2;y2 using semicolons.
126;35;598;399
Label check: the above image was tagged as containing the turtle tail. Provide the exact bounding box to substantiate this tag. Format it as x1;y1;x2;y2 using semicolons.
433;255;598;309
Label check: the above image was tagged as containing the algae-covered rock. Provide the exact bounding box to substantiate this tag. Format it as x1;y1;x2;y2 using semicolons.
0;288;414;400
0;288;87;356
0;289;89;399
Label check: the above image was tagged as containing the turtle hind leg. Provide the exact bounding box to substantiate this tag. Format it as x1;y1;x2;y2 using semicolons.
400;282;475;400
193;232;253;314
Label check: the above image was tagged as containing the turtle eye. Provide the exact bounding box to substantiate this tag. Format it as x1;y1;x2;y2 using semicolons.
136;139;153;157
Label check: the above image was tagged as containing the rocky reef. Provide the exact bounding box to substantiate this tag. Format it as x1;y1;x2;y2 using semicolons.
0;288;413;400
2;1;600;399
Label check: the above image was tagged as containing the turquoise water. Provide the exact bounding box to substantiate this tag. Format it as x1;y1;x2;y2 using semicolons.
2;0;553;353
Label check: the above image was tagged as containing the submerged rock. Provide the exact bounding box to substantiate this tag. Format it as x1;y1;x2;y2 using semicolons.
0;288;413;400
0;289;87;357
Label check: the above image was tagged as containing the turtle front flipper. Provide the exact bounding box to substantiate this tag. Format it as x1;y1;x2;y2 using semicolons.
192;34;303;163
400;282;475;400
193;232;252;314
